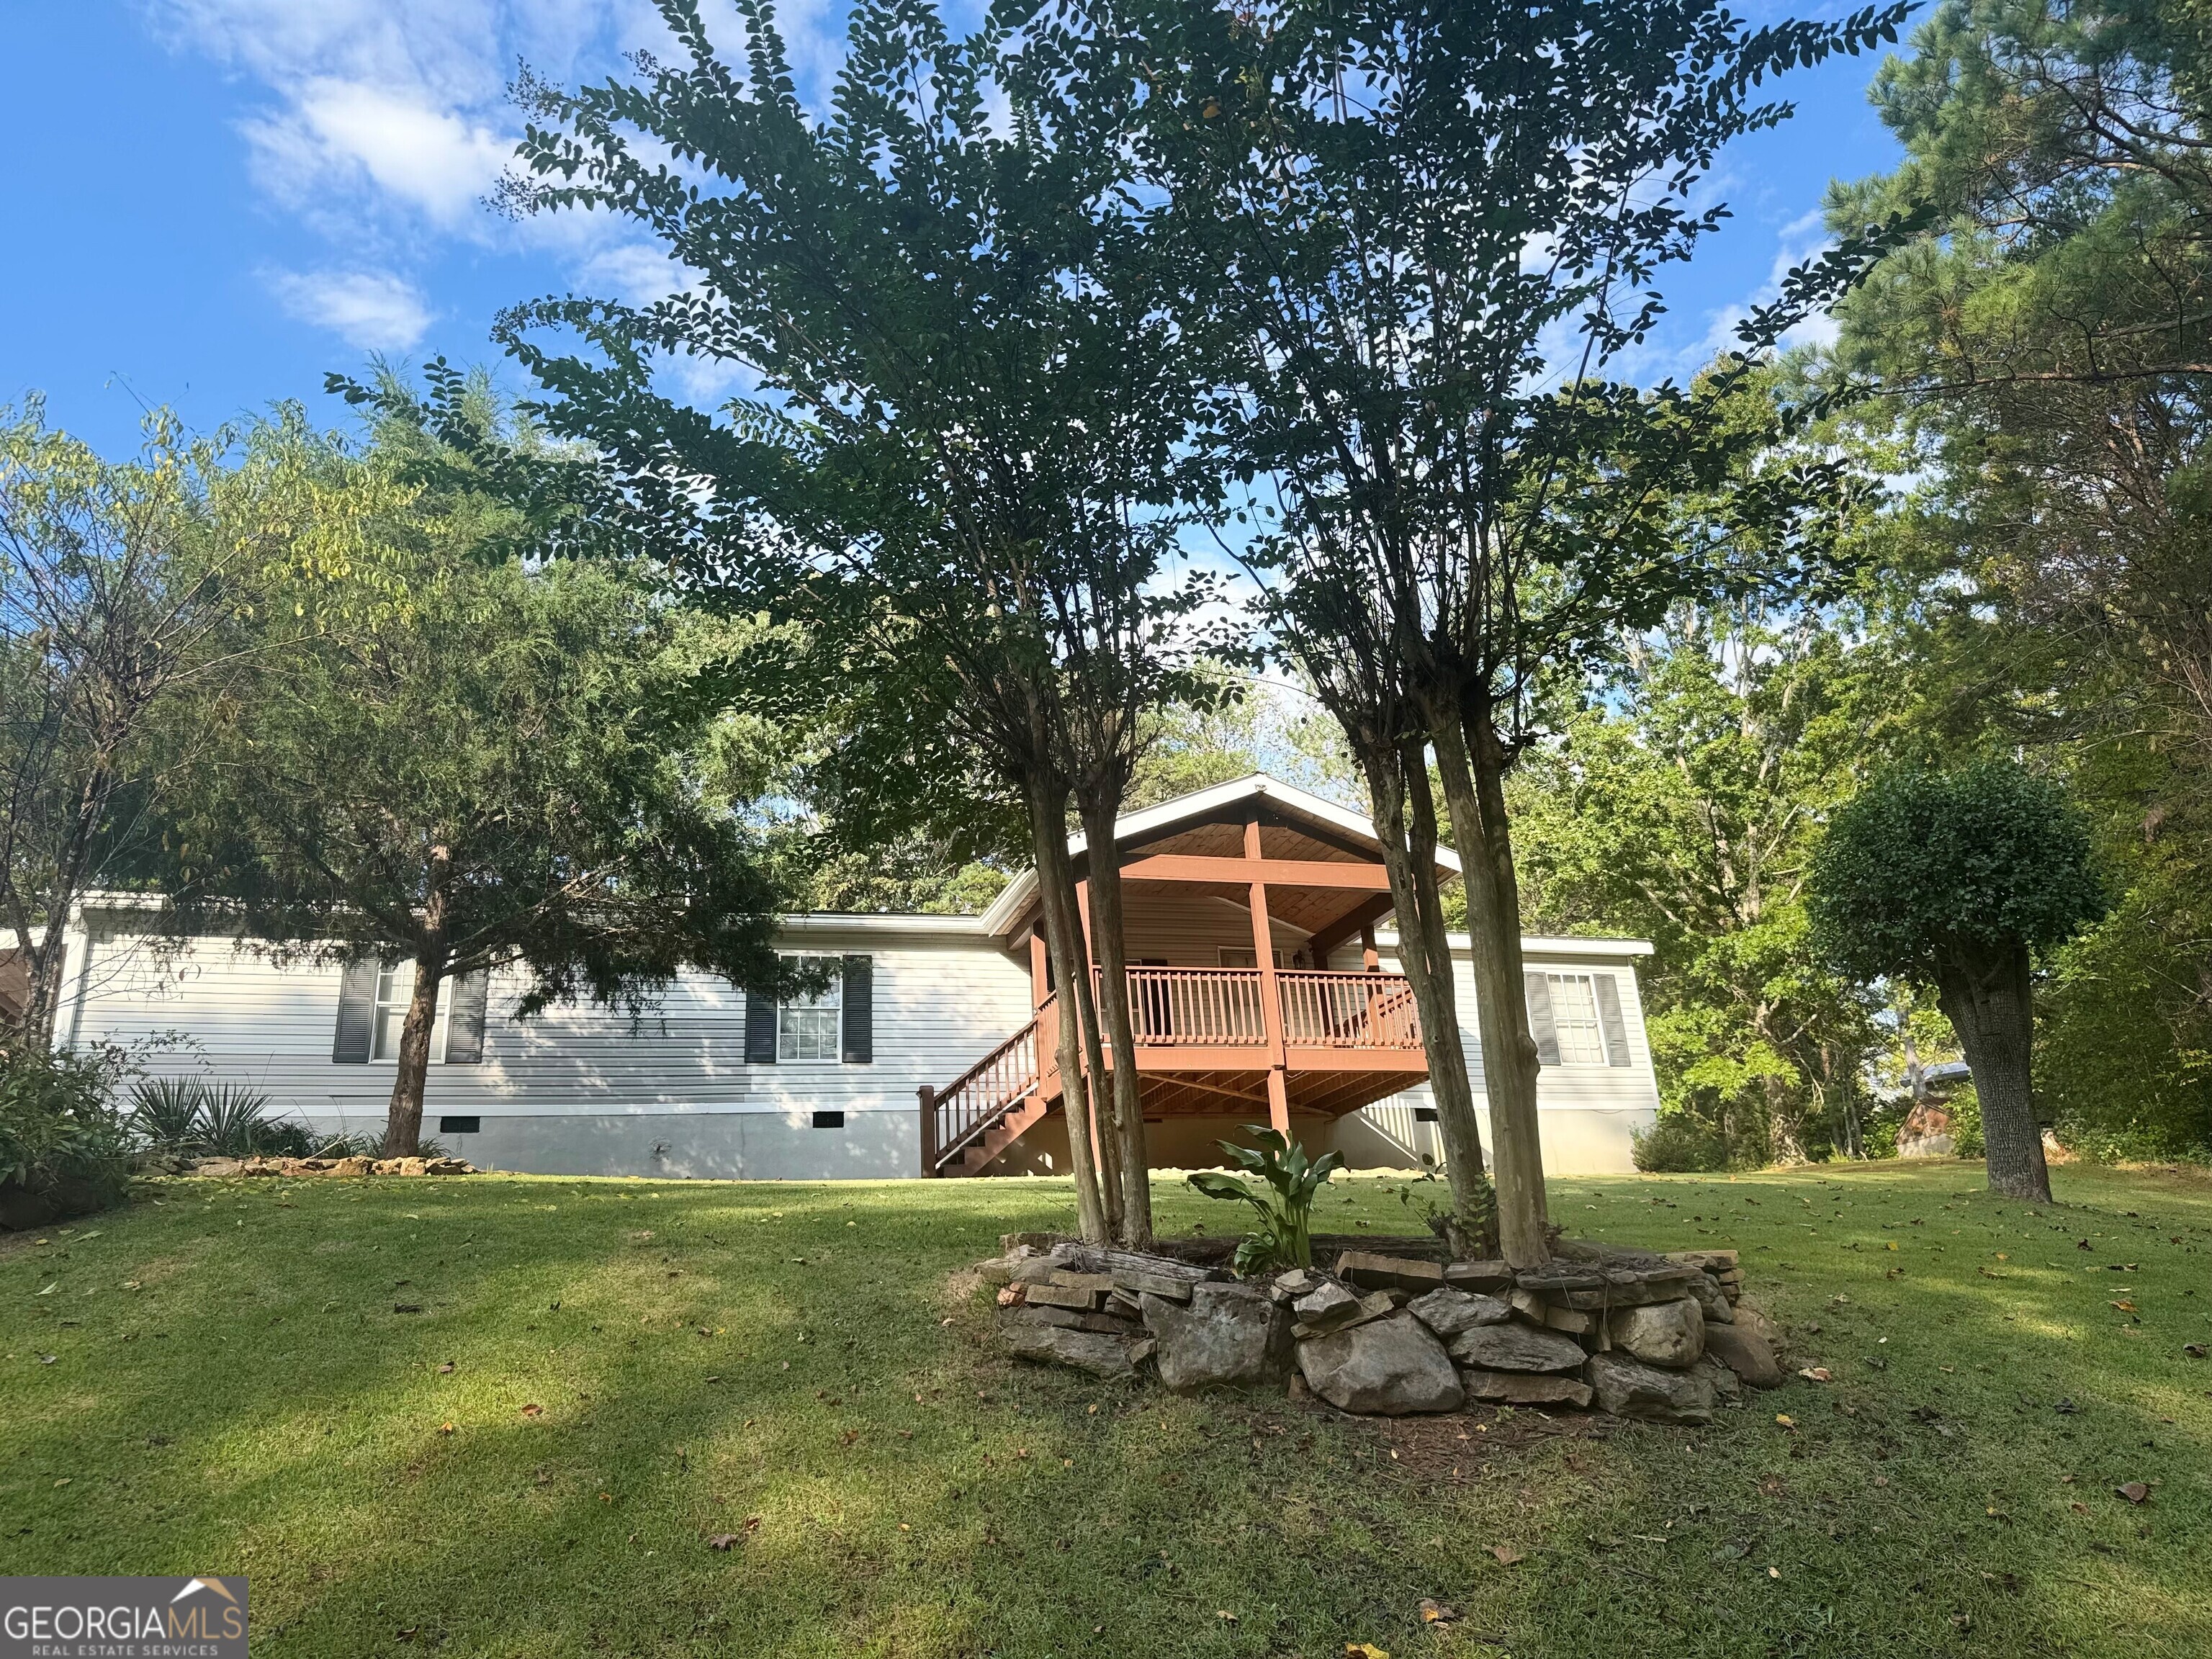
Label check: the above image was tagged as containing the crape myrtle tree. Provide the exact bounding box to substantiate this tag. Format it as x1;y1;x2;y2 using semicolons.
1807;759;2105;1202
497;0;1221;1245
166;386;798;1157
1117;0;1911;1263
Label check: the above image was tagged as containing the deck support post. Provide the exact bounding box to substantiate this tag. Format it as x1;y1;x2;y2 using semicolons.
1245;818;1293;1139
917;1084;938;1178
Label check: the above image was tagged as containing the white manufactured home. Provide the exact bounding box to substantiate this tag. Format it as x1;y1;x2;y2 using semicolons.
55;776;1660;1179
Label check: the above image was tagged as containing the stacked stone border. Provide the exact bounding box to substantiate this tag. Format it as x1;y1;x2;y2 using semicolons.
981;1236;1784;1422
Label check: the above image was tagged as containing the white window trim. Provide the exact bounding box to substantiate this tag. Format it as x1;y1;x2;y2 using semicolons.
778;954;843;1064
371;964;451;1065
1545;971;1608;1068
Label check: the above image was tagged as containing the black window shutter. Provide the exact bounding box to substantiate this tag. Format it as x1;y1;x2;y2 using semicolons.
745;981;778;1064
445;968;491;1064
1591;973;1632;1067
841;954;873;1064
332;959;378;1064
1523;971;1560;1068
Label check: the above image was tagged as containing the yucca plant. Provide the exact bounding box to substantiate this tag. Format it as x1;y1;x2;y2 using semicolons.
194;1083;282;1158
1187;1128;1344;1274
127;1076;207;1151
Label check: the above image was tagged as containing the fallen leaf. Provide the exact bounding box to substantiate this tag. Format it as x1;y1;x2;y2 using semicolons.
1773;1414;1795;1428
708;1534;741;1551
1419;1599;1462;1625
1768;1566;1781;1579
520;1403;543;1418
1344;1645;1389;1659
1215;1610;1236;1623
2069;1502;2090;1515
1488;1545;1523;1565
2183;1344;2207;1359
2116;1482;2151;1505
1798;1367;1833;1383
438;1422;454;1435
393;1303;423;1315
2110;1300;2137;1313
436;1362;454;1374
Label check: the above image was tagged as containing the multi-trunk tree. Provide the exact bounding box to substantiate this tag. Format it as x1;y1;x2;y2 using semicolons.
1121;0;1910;1263
498;0;1220;1246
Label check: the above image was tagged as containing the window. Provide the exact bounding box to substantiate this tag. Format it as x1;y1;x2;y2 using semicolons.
371;965;451;1063
1545;973;1607;1066
1218;948;1291;968
778;956;842;1061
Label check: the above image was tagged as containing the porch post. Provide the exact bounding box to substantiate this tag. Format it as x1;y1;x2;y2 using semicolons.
1359;924;1380;971
1028;926;1049;1010
917;1084;938;1178
1245;818;1292;1138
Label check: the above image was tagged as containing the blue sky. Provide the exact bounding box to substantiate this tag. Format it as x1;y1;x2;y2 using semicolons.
2;1;1909;459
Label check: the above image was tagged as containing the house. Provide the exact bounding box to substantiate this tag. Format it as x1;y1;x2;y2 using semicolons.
54;775;1659;1178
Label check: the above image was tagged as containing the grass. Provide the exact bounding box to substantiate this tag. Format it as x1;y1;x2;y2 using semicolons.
4;1161;2210;1658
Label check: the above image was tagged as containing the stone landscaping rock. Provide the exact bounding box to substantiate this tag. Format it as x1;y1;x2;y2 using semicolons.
1583;1351;1717;1424
1001;1316;1141;1380
1681;1272;1735;1324
1609;1298;1705;1369
1140;1282;1292;1392
1444;1259;1514;1292
1460;1368;1596;1409
1009;1255;1064;1287
1297;1313;1464;1415
1026;1282;1105;1311
1447;1321;1588;1374
1406;1287;1512;1339
1557;1265;1703;1310
1693;1354;1744;1403
1701;1316;1783;1388
1335;1251;1447;1292
331;1156;375;1177
1292;1280;1361;1329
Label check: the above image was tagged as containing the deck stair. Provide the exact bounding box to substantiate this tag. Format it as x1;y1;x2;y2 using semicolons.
924;1014;1048;1176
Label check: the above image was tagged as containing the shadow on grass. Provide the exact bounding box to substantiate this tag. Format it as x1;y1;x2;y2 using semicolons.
1;1163;2206;1657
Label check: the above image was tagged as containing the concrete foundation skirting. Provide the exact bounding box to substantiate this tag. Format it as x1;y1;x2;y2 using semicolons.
415;1112;918;1181
282;1102;1651;1182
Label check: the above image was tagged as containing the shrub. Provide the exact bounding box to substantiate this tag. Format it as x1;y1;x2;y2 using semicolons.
1631;1113;1732;1173
126;1076;316;1158
0;1043;132;1228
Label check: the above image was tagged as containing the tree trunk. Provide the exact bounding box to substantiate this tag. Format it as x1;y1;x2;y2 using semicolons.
382;953;445;1157
1358;742;1498;1255
1936;943;2051;1204
1080;795;1153;1247
1430;706;1551;1268
1027;781;1110;1244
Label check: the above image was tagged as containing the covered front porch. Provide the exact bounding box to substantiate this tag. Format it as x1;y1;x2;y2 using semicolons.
921;789;1447;1176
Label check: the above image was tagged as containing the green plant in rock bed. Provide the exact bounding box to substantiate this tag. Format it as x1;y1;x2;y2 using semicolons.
125;1076;204;1151
1187;1128;1343;1273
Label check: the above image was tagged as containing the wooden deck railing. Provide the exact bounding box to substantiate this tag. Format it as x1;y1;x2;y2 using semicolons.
923;1005;1043;1172
1109;966;1269;1046
1277;970;1423;1049
1092;966;1424;1051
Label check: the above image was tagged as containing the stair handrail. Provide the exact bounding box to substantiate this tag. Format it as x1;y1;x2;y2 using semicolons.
929;1008;1043;1171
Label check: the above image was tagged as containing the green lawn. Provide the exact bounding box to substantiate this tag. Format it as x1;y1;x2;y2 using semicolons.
4;1161;2209;1658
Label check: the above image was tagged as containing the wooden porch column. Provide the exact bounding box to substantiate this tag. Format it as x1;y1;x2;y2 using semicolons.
1245;818;1292;1136
917;1084;938;1178
1359;923;1381;971
1028;927;1050;1010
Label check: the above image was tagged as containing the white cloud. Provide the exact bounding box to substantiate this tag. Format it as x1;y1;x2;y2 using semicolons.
245;78;514;227
266;268;434;349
